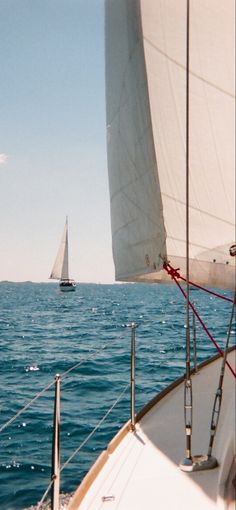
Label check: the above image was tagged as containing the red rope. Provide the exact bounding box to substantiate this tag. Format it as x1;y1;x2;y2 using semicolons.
163;263;236;378
164;262;233;303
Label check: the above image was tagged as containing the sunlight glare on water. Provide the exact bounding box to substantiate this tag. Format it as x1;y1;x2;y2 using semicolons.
0;282;234;509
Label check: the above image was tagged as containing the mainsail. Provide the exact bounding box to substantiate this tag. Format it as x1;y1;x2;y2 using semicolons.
105;0;235;289
50;218;69;281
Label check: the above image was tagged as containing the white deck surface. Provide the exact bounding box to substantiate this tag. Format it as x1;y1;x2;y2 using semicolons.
69;350;235;510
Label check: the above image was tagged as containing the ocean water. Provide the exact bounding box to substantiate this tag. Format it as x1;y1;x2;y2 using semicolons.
0;282;234;510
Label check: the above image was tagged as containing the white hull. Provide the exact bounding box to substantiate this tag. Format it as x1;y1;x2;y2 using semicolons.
59;281;76;292
68;348;235;510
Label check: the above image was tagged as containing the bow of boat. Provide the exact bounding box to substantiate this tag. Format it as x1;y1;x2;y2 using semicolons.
67;348;235;510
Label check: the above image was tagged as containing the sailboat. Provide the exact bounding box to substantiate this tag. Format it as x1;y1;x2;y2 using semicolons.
67;1;235;509
49;217;76;291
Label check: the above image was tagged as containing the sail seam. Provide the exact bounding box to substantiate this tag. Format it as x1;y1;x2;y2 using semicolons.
162;193;234;226
111;189;234;227
166;237;229;254
143;36;235;99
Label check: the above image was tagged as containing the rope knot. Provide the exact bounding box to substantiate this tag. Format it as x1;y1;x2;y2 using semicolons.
163;262;180;279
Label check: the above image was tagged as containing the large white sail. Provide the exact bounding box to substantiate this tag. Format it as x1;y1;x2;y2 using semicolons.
50;219;69;281
105;0;235;289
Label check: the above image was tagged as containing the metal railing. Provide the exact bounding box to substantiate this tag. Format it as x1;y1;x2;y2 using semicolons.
2;315;231;507
0;327;137;510
49;325;137;509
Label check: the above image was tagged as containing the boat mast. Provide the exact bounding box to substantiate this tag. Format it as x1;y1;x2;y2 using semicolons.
63;216;69;281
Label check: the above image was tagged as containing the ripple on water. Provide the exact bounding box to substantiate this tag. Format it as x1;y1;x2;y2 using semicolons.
0;282;233;509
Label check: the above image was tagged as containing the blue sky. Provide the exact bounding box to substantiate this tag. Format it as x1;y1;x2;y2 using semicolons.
0;0;115;283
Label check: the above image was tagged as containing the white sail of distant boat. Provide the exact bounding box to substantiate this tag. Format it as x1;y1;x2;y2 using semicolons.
67;1;235;509
50;217;76;291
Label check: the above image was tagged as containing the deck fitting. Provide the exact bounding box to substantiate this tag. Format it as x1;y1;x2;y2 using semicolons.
180;454;218;472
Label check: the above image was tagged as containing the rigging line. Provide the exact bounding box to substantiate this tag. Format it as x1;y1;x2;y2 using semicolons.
165;269;236;378
60;345;107;380
178;276;234;303
165;262;234;303
207;290;236;457
184;0;192;462
186;0;190;358
0;380;55;434
36;479;53;510
0;347;107;433
60;383;130;472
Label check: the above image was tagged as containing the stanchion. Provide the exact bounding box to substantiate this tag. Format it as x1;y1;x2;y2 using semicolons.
51;374;61;510
130;323;136;431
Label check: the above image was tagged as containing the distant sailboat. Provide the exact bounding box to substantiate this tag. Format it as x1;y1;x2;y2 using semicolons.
50;217;76;291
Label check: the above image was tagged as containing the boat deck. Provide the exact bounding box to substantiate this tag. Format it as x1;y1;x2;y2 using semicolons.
68;350;235;510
